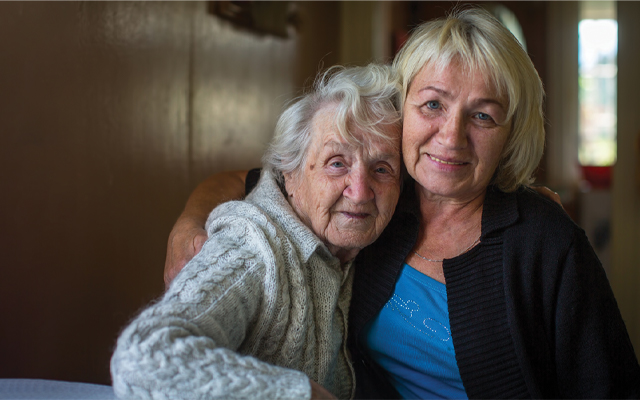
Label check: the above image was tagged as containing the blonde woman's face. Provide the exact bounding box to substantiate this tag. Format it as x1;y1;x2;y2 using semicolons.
402;62;510;203
285;106;402;263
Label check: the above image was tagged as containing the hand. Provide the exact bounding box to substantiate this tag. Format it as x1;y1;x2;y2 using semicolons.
532;186;564;209
310;380;337;400
164;217;208;289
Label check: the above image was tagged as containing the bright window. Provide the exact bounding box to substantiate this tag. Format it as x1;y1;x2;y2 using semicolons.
578;1;617;166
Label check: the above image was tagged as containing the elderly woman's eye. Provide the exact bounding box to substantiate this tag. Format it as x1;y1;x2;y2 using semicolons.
330;161;345;168
375;166;389;174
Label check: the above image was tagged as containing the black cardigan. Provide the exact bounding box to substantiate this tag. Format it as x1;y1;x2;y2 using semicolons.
348;181;640;399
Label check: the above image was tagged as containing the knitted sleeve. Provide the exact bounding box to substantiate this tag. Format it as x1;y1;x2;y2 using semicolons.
110;203;311;400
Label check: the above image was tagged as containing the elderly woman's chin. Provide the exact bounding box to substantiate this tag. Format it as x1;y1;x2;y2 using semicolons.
323;216;390;261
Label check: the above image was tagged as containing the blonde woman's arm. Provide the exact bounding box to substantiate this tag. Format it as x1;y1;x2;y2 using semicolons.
164;170;249;288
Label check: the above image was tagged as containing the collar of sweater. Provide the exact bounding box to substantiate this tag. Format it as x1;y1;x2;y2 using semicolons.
245;169;338;265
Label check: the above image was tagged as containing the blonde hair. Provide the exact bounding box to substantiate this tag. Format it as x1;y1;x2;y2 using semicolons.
393;7;545;192
263;64;401;186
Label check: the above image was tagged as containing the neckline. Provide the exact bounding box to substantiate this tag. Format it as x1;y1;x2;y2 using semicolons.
402;263;447;291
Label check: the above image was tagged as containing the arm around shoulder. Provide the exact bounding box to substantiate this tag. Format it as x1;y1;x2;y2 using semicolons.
164;170;250;288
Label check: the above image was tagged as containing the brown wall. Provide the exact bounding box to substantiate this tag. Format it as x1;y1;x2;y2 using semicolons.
0;1;339;384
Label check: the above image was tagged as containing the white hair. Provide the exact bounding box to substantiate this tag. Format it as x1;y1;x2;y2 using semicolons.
262;64;402;186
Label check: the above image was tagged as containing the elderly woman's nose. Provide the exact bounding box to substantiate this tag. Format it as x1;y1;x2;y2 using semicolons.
438;114;468;149
344;169;375;204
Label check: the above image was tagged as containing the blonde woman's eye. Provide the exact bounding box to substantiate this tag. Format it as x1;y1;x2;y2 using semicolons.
477;112;492;121
426;100;440;109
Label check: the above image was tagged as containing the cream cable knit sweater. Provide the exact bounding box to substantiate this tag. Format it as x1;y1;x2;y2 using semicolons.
111;170;355;400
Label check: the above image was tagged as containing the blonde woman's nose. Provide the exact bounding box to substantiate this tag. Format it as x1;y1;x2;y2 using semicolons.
438;114;468;149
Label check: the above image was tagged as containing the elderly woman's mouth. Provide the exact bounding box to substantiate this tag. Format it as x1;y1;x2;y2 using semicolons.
341;211;371;219
428;153;466;165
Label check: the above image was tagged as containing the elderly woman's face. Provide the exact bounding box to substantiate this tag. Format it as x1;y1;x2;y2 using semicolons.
285;106;402;263
402;61;510;202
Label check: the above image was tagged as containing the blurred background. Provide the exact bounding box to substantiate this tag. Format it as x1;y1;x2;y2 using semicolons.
1;1;638;385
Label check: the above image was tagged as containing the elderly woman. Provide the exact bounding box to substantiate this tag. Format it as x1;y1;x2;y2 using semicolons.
163;8;640;399
111;64;402;399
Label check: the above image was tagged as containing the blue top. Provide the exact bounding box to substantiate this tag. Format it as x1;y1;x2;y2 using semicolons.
362;263;467;399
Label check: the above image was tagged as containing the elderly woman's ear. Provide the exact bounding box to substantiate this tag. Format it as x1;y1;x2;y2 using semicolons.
283;172;299;199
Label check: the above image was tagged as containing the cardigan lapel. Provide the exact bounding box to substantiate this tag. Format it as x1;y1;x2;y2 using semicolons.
445;186;530;398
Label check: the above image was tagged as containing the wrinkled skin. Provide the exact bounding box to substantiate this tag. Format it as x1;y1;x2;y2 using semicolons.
285;105;403;264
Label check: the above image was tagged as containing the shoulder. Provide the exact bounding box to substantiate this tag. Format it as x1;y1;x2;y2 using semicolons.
168;193;290;295
202;201;283;262
515;187;584;241
483;186;597;281
489;186;584;242
167;202;296;316
204;199;287;263
207;200;273;233
492;187;599;284
205;172;287;242
514;187;571;221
